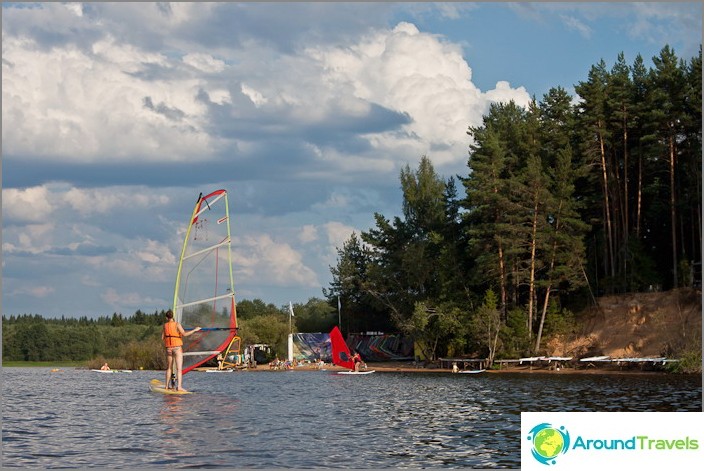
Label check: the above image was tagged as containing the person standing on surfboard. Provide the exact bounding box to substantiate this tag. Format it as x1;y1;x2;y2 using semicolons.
162;310;201;392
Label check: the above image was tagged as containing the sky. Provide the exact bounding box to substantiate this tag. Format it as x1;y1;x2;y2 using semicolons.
2;2;702;319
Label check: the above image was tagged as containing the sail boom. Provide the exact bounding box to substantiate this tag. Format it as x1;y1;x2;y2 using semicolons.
182;238;231;262
176;292;235;310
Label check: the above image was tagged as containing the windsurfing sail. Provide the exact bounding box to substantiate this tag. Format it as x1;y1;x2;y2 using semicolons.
329;326;354;370
173;189;238;374
219;336;242;369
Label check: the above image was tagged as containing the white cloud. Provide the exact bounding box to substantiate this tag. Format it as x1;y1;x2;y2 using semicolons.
240;83;268;107
235;234;319;288
2;36;217;163
134;239;177;266
182;52;226;73
323;221;355;252
11;285;56;298
62;186;170;216
483;81;531;108
64;3;83;18
2;187;55;222
560;14;592;39
101;287;163;309
299;225;319;243
310;22;530;169
3;223;56;255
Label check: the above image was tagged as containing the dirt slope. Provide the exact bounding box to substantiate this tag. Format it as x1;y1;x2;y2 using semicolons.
546;288;702;358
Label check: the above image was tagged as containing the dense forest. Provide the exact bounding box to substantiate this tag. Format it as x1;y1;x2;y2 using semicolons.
3;46;701;368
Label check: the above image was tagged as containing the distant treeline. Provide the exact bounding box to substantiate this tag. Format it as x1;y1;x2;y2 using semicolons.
2;299;339;366
2;310;168;368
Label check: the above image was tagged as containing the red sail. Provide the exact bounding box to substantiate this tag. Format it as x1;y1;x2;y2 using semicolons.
329;326;354;370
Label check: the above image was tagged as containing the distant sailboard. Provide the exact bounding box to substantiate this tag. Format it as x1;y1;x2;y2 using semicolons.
329;326;375;375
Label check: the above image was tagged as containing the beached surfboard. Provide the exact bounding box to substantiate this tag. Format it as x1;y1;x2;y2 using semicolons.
149;379;193;395
337;370;376;375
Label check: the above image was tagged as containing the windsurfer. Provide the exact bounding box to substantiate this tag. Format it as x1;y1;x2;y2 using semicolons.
162;310;202;391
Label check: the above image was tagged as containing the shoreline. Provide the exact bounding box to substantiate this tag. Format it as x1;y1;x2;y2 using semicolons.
198;361;691;375
6;361;693;376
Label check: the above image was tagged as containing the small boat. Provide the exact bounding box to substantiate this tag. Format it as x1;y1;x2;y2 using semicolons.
458;369;486;374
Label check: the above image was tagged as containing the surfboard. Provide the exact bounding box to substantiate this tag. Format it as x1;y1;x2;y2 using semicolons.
149;379;193;395
91;369;133;373
337;370;376;375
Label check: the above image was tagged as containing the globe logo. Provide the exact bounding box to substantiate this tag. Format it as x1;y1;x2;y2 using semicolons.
526;423;570;465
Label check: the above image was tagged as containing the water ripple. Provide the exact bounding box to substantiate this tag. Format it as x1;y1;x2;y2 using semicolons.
2;367;700;468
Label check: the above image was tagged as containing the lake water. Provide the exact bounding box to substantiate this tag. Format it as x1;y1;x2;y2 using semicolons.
2;367;701;468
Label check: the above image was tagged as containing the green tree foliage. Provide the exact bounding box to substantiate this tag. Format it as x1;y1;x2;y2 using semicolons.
236;299;281;320
325;232;391;334
400;301;467;361
290;298;337;334
469;290;502;363
356;156;451;329
238;314;290;359
327;44;700;360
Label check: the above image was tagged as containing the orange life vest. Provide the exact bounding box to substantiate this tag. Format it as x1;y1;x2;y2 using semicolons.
163;320;183;348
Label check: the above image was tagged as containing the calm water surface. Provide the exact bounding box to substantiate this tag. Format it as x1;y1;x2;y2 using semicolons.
2;367;701;468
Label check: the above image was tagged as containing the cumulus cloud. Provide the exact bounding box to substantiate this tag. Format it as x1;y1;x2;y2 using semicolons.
11;285;56;299
101;287;164;309
309;22;530;169
483;81;531;107
2;187;55;222
2;223;56;255
235;234;320;288
3;184;171;220
322;221;355;254
3;2;530;181
299;225;319;244
2;35;218;163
